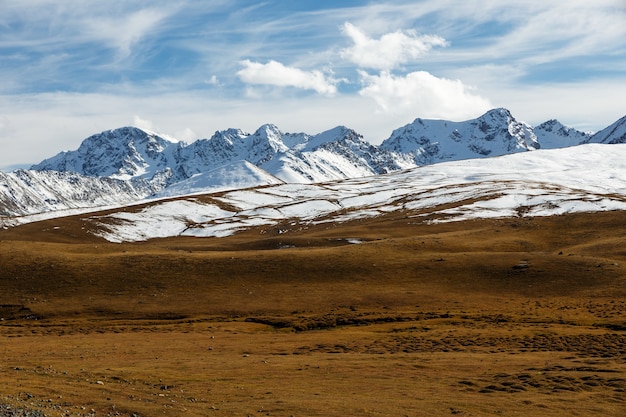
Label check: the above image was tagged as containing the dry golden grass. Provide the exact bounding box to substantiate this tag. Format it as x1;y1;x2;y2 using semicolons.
1;209;625;416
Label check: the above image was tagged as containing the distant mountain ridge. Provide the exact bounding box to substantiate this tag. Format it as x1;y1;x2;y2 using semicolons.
31;124;408;186
1;107;624;219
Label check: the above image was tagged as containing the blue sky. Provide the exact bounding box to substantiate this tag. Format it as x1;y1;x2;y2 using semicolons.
1;0;626;170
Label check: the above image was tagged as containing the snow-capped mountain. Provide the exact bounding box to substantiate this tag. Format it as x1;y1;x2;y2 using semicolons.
32;127;182;181
2;107;625;222
31;124;403;186
379;108;539;164
584;115;626;144
259;126;412;183
30;109;599;188
533;119;592;148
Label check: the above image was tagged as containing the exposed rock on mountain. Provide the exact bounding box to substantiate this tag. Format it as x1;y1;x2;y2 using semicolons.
30;124;404;186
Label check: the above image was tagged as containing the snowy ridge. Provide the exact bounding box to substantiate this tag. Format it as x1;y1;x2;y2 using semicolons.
85;143;626;242
585;115;626;144
154;160;284;198
30;124;399;186
30;108;603;190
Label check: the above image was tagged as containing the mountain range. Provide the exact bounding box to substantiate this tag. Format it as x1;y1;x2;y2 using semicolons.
1;108;626;221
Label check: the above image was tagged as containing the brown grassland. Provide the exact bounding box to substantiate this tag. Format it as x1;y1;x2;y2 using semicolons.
0;208;625;416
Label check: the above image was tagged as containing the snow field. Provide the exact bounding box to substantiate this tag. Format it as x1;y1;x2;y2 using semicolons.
89;144;626;242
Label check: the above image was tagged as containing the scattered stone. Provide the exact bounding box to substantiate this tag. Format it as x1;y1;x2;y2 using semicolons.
0;403;44;417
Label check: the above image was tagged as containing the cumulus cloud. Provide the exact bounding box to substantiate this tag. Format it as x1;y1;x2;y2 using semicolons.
358;70;492;120
237;60;337;95
340;22;447;71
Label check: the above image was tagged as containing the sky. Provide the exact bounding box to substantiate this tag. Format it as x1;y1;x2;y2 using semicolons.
1;0;626;171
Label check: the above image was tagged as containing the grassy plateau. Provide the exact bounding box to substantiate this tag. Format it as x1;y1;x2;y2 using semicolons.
0;208;625;416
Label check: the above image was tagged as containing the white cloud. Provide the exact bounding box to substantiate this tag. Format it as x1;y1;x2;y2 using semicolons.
133;115;154;131
175;127;198;142
340;22;447;71
237;60;337;95
358;70;492;120
207;75;220;86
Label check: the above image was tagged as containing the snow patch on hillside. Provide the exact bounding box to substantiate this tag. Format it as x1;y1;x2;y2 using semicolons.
154;160;283;198
87;144;626;242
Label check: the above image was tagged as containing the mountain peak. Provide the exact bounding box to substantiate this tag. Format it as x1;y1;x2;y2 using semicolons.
302;126;357;150
254;123;281;135
534;119;592;148
536;119;560;129
31;126;178;179
380;108;537;164
482;107;513;119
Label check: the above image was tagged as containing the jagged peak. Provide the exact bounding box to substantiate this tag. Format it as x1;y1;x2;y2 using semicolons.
534;119;578;134
77;127;178;152
302;125;361;151
252;124;285;146
406;108;515;127
207;128;249;145
326;125;355;135
478;108;515;122
104;126;169;140
536;119;560;128
253;123;282;135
